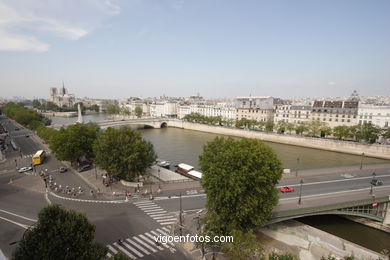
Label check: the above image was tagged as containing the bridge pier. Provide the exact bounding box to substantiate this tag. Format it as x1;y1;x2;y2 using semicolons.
383;201;390;226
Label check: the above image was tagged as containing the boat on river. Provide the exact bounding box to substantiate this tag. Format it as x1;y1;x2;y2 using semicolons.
176;163;202;180
156;159;170;169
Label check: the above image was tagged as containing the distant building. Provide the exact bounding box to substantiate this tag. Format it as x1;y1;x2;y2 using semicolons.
50;83;75;107
358;105;390;127
234;96;274;109
311;99;359;128
236;108;274;122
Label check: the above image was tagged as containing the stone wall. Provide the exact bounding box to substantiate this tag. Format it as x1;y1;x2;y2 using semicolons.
167;120;390;160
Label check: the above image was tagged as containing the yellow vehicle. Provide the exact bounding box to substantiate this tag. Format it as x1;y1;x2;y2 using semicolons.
32;150;46;165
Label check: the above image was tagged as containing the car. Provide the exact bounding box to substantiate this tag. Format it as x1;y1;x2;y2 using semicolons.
14;128;19;131
25;135;29;138
18;167;33;173
370;178;383;186
77;164;92;172
279;186;295;193
59;167;67;173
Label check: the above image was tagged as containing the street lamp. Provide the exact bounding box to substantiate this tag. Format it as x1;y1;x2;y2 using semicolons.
370;172;376;196
360;152;365;170
295;157;300;177
298;179;304;205
170;192;183;235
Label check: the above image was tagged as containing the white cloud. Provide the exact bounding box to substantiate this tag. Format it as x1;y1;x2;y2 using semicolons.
0;30;49;52
328;81;336;86
0;0;122;52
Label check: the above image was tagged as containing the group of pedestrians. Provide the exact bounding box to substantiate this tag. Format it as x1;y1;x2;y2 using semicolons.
39;169;84;198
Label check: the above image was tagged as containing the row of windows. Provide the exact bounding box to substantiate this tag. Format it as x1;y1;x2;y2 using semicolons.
316;118;351;122
312;109;357;114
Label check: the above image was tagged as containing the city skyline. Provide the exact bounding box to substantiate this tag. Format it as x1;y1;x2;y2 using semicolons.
0;0;389;99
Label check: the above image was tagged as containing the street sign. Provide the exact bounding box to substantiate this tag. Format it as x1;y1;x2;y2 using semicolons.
371;202;378;208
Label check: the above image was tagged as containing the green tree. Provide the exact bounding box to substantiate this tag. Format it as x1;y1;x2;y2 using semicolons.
134;106;143;118
32;99;41;108
360;122;381;143
120;106;131;116
276;121;287;134
50;123;99;163
93;127;156;181
286;123;295;134
106;104;120;114
37;126;58;143
382;127;390;139
12;205;107;260
200;137;283;235
90;104;100;112
320;125;332;138
265;121;274;132
333;125;350;140
306;120;324;137
222;229;263;260
110;253;129;260
267;252;298;260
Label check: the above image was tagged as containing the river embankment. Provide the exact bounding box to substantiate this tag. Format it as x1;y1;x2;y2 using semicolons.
167;120;390;160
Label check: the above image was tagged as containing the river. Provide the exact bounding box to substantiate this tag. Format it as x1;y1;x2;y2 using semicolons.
49;115;390;253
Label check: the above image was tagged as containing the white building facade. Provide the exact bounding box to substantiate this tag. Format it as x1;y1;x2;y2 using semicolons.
358;105;390;128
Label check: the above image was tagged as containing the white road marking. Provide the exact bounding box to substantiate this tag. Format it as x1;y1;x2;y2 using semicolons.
121;241;144;258
159;221;175;225
156;218;177;223
145;232;169;249
153;215;176;220
126;238;150;255
132;236;158;253
139;234;164;250
113;242;136;259
0;216;29;229
149;213;171;217
0;209;37;222
146;210;167;215
107;245;118;254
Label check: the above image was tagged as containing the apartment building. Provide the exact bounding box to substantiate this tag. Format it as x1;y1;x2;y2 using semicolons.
358;105;390;127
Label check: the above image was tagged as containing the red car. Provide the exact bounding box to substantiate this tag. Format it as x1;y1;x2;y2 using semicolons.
279;186;295;193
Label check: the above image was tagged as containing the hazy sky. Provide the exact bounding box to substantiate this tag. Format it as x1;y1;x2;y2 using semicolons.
0;0;389;99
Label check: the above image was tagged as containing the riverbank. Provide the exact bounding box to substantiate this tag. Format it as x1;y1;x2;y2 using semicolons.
167;120;390;160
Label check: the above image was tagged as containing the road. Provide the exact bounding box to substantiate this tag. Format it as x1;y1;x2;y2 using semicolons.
1;116;390;259
0;117;188;259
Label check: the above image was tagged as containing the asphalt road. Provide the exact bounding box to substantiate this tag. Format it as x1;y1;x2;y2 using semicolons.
0;118;189;260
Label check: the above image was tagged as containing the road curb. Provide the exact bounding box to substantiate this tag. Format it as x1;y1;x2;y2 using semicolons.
48;191;129;204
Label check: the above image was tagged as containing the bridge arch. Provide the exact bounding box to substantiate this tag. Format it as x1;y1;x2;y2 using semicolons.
160;122;167;128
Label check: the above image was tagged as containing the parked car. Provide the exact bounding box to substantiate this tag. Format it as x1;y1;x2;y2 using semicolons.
279;186;295;193
77;164;92;172
370;178;383;186
18;167;32;173
59;167;67;173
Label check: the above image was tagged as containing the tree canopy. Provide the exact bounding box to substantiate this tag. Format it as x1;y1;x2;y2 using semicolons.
200;137;283;235
134;106;143;118
50;123;100;163
2;102;51;129
106;104;120;115
12;204;107;260
93;126;156;181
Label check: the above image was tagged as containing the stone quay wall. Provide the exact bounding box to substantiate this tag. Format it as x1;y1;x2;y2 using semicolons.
167;120;390;160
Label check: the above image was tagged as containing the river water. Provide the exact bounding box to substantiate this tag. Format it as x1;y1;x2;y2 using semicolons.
50;115;390;253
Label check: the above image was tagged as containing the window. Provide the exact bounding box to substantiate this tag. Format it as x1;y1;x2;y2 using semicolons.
347;119;350;122
329;118;332;121
341;119;344;122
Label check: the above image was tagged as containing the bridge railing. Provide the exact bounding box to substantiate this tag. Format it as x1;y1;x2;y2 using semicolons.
271;196;390;221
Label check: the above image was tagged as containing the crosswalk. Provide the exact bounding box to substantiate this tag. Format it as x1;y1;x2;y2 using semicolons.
134;200;177;226
106;226;176;259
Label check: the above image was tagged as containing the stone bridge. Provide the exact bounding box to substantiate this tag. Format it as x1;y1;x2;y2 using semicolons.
51;118;174;129
270;195;390;225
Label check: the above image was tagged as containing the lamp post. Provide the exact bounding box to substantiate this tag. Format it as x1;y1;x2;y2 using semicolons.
298;179;304;205
370;172;376;196
295;157;300;177
158;167;161;189
94;163;97;179
360;152;365;170
179;192;182;235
